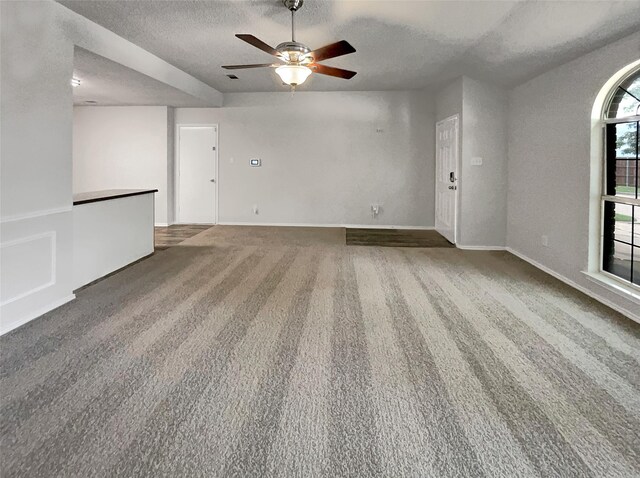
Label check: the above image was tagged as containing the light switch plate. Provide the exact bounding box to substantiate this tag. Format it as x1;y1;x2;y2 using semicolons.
471;157;483;166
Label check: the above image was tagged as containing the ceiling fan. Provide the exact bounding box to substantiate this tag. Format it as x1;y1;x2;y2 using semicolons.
222;0;357;88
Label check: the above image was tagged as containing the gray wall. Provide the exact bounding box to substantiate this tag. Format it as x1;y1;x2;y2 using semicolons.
175;90;436;228
435;76;508;248
507;32;640;319
460;77;508;248
435;78;463;123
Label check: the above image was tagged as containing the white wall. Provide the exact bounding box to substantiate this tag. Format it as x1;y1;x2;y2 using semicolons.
73;194;155;289
1;1;76;333
0;0;219;334
435;76;508;248
73;106;172;225
507;32;640;320
176;90;436;228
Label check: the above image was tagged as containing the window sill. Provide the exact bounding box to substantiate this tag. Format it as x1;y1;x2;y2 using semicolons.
581;271;640;304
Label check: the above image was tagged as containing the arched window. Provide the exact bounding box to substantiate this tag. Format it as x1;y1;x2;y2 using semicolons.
601;70;640;286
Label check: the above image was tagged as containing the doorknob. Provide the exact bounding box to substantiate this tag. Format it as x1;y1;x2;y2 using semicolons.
449;171;456;183
210;179;216;183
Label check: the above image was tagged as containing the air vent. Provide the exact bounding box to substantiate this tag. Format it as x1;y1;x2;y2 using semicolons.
226;74;239;80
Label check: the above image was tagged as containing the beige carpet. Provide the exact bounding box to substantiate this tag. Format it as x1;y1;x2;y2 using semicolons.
1;226;639;477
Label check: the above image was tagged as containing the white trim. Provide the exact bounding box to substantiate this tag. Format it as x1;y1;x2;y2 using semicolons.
217;221;435;230
0;205;72;224
598;266;640;294
582;271;640;302
506;247;640;324
155;222;169;227
175;123;219;225
457;245;506;251
598;61;640;123
0;231;57;306
601;195;640;207
172;222;216;226
0;294;76;336
603;115;640;124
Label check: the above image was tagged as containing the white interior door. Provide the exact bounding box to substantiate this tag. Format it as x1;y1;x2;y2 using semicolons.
435;115;459;244
178;125;217;224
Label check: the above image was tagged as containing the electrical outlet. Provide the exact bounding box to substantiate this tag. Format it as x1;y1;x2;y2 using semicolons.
253;204;259;215
541;235;549;247
371;204;381;217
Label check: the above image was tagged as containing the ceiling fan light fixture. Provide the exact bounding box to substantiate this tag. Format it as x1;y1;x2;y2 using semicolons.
275;64;311;86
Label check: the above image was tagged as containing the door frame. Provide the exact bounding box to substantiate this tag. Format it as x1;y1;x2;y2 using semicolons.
435;114;460;244
174;123;219;225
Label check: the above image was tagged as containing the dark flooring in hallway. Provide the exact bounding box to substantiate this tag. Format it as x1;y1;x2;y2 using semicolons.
155;224;213;250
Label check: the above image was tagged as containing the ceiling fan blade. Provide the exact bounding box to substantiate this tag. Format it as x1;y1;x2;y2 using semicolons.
309;63;357;80
235;34;280;57
222;64;276;70
309;40;356;62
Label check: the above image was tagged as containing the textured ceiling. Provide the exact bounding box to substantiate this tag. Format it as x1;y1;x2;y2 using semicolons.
60;0;640;93
73;47;209;106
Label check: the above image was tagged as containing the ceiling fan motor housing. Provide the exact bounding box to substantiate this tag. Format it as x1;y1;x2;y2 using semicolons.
276;41;311;63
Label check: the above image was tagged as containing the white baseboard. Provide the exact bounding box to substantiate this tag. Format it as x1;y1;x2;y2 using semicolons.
457;245;507;251
155;223;169;227
217;221;435;230
171;222;214;226
506;247;640;323
0;294;76;336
